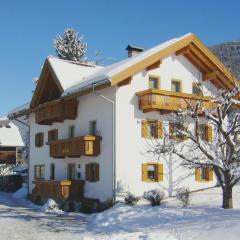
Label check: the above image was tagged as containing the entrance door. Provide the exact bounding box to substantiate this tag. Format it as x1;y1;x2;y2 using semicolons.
67;164;76;180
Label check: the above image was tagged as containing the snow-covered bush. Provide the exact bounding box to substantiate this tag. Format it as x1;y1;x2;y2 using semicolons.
176;187;190;207
144;189;164;206
42;199;61;213
124;192;140;205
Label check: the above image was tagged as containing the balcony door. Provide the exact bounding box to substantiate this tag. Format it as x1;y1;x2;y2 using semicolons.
67;163;76;180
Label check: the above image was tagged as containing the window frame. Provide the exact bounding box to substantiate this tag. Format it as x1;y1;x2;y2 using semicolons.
85;163;99;182
34;165;45;180
171;79;182;92
68;125;75;138
148;75;160;89
35;132;44;147
48;129;58;142
89;120;97;136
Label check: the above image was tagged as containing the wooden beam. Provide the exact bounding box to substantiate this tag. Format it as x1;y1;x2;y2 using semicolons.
117;76;132;87
175;46;191;56
203;71;220;81
146;60;161;71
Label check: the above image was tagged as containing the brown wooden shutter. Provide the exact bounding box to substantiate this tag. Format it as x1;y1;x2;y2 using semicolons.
169;123;174;139
208;167;214;181
206;124;213;142
156;121;163;138
85;164;90;181
195;167;201;181
94;163;100;182
142;163;148;182
157;164;164;181
141;120;148;138
40;133;44;146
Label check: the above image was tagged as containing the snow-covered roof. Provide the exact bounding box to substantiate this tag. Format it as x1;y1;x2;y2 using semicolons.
47;57;104;91
0;119;24;147
8;102;30;116
62;33;192;96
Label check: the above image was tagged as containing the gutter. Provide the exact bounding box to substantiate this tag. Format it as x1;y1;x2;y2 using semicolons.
92;83;117;204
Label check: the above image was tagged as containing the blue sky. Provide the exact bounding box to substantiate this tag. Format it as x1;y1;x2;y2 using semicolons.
0;0;239;116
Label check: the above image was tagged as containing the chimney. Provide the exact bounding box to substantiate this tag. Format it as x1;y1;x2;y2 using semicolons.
126;45;144;58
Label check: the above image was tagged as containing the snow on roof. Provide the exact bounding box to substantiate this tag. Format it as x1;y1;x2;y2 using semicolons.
8;102;30;116
47;57;104;91
0;121;24;147
62;33;193;96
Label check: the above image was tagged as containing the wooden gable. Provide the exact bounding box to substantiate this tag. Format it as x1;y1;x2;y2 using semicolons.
30;59;63;108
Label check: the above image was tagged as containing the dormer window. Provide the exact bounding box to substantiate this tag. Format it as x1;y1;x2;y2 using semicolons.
149;76;159;89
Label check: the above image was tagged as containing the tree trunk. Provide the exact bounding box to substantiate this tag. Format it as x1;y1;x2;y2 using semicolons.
222;185;233;209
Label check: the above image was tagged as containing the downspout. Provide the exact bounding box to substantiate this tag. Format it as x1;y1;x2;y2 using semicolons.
92;83;116;204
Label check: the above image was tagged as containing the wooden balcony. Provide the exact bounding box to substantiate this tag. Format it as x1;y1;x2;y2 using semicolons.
49;136;102;158
35;99;78;125
136;89;216;113
31;179;85;202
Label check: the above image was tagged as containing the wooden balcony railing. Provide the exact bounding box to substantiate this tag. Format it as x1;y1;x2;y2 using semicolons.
49;136;102;158
35;99;78;125
31;179;85;202
136;89;216;113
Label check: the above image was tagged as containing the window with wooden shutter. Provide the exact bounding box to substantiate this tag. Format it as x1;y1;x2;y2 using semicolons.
142;163;163;182
85;163;99;182
34;165;45;179
195;167;213;181
48;129;58;142
169;123;187;141
142;120;163;139
35;132;44;147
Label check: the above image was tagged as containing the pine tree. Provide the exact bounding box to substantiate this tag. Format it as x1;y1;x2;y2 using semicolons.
54;28;87;62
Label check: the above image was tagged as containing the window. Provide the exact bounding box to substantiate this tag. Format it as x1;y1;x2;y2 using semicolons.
148;76;159;89
195;124;213;142
89;120;97;136
48;129;58;142
192;82;203;96
35;132;44;147
68;125;75;138
142;163;163;182
85;163;99;182
50;163;55;180
34;165;45;179
195;167;213;181
141;120;163;139
171;80;182;92
67;164;76;180
169;122;187;141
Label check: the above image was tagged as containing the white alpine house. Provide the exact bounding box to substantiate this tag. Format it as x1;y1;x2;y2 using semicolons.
9;33;238;208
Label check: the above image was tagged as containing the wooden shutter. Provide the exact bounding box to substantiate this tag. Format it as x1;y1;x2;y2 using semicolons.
85;164;90;181
156;121;163;138
206;124;213;142
142;163;148;182
141;120;148;138
94;163;100;182
207;167;214;181
40;133;44;146
157;164;164;181
35;134;38;147
169;123;174;139
195;167;201;181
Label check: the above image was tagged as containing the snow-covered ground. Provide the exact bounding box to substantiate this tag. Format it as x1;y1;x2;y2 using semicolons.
0;187;240;240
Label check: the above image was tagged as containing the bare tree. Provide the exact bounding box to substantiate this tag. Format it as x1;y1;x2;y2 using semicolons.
149;86;240;209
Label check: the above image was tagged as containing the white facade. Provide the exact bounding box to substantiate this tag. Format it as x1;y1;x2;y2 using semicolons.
24;33;234;203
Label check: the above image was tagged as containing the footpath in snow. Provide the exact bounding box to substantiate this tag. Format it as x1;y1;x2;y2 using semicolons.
0;186;240;240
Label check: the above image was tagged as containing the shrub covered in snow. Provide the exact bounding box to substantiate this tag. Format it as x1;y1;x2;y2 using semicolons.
124;192;140;205
176;187;190;207
42;199;61;213
144;189;164;206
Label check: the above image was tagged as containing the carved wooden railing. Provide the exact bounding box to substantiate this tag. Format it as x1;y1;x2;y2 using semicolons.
35;99;78;125
49;136;102;158
136;89;216;113
31;179;85;202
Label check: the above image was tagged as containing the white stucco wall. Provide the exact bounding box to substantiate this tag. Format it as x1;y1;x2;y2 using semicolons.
29;87;115;202
115;54;218;197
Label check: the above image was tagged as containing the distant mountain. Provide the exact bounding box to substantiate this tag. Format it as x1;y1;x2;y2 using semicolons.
210;41;240;79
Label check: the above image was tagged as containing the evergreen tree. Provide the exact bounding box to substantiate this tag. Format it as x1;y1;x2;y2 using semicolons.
54;28;87;62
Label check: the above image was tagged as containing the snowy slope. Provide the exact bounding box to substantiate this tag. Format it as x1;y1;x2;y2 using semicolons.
0;187;240;240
